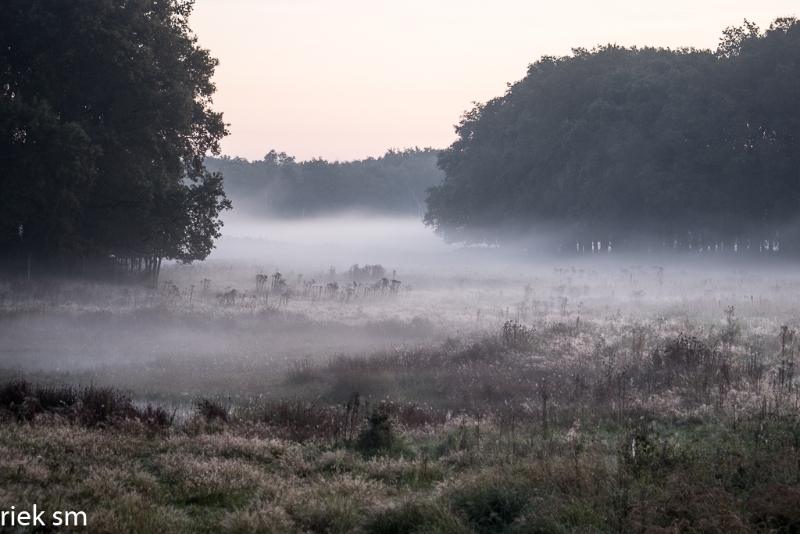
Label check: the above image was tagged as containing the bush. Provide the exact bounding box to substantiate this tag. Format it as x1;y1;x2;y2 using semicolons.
747;483;800;532
138;404;176;429
194;398;230;422
0;378;31;406
357;406;404;455
79;385;129;426
501;320;535;351
449;474;533;533
261;398;344;443
285;358;319;386
374;401;442;428
0;379;174;431
35;383;79;410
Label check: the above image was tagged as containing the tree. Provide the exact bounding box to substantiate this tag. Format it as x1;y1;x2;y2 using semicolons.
424;17;800;253
205;147;443;218
0;0;229;277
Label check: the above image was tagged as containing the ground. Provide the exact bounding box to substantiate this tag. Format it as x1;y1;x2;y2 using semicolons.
0;255;799;532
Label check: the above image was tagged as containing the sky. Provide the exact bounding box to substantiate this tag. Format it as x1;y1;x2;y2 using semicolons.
190;0;798;162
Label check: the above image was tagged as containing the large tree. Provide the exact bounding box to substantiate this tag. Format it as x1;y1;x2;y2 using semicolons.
0;0;229;277
424;18;800;253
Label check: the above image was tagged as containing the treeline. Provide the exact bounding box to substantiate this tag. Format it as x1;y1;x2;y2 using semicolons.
208;148;443;218
424;18;800;253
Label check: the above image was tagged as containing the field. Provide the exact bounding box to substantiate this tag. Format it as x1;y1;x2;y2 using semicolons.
1;234;800;533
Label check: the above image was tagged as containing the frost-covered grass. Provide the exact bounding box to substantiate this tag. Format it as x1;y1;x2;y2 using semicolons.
1;258;798;403
1;258;800;531
1;379;799;533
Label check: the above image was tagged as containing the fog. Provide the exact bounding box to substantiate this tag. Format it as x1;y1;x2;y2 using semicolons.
3;214;800;406
213;213;800;278
213;213;459;269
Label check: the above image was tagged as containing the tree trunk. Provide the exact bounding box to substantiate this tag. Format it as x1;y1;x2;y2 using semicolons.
153;257;162;284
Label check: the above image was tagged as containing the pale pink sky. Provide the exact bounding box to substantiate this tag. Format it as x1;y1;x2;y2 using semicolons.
190;0;797;162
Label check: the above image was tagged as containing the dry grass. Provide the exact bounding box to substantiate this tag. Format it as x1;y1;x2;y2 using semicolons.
1;401;799;532
1;316;800;532
3;261;800;531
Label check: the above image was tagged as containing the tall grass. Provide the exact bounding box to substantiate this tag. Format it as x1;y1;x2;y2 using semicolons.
4;261;800;531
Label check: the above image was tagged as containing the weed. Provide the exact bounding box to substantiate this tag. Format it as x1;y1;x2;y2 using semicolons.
0;379;174;431
449;472;532;532
261;398;343;443
194;398;230;422
501;320;535;351
357;405;404;455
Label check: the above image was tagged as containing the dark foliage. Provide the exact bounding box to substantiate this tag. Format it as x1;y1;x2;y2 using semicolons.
194;398;230;422
0;378;31;407
501;320;535;351
260;398;345;443
449;474;532;532
0;0;229;276
136;404;176;430
656;334;723;370
0;379;173;430
425;18;800;252
357;406;398;453
379;401;442;428
746;483;800;532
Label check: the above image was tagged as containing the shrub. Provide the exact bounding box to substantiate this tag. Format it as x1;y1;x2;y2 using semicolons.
0;378;31;406
78;385;130;426
194;398;230;422
35;383;79;410
285;358;319;386
449;473;532;532
357;406;403;455
659;488;747;533
0;379;174;431
375;401;442;428
501;320;536;351
138;404;176;430
747;483;800;532
261;398;344;443
0;379;40;421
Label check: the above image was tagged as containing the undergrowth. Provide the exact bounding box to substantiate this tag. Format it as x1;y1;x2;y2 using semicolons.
2;320;800;532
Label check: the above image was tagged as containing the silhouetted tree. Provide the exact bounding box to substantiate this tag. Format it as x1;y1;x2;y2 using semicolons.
425;17;800;253
0;0;229;277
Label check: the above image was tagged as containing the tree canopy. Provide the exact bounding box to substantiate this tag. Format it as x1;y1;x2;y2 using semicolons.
207;148;443;218
0;0;229;276
424;18;800;253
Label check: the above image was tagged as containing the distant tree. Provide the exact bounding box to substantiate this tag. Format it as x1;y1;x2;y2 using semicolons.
424;17;800;253
0;0;229;278
206;148;443;218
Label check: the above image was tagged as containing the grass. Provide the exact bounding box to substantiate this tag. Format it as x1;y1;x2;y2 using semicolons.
0;394;798;532
1;322;800;532
3;260;800;531
0;379;174;432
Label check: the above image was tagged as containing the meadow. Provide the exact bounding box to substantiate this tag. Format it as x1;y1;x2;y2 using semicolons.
1;245;799;533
